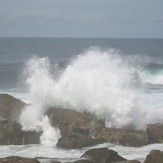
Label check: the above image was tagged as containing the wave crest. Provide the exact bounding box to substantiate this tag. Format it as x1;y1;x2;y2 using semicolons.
20;48;148;145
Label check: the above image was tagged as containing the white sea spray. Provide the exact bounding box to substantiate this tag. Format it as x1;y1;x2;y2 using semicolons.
20;48;163;146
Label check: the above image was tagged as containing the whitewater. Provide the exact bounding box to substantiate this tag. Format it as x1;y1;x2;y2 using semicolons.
19;48;163;162
0;38;163;162
20;48;163;132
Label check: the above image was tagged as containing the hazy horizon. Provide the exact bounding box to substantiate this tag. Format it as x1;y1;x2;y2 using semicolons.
0;0;163;38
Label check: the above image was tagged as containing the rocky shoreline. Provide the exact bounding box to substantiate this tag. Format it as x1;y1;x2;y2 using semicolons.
0;148;163;163
0;94;163;163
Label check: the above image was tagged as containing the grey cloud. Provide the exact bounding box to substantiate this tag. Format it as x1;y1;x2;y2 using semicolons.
99;13;163;25
0;11;80;29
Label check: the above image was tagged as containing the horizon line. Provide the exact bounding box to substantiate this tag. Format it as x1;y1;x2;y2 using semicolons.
0;36;163;39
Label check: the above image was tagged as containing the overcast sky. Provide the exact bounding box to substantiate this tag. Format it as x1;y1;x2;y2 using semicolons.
0;0;163;38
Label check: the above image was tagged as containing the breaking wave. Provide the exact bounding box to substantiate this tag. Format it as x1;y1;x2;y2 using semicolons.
19;48;163;145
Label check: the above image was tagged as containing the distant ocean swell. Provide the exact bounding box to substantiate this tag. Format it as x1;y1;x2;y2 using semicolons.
19;48;163;146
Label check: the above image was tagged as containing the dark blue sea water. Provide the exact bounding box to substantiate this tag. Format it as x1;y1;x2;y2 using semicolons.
0;38;163;91
0;38;163;162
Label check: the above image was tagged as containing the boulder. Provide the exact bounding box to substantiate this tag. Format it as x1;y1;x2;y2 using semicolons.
46;108;107;149
0;94;41;145
144;150;163;163
1;93;163;149
46;108;104;137
147;124;163;143
115;160;140;163
73;159;140;163
81;147;126;163
35;158;61;163
57;134;105;149
0;120;40;145
0;94;25;121
97;127;149;147
0;156;40;163
73;159;91;163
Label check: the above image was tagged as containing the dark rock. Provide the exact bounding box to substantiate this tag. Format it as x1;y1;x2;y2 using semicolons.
46;108;104;137
0;94;26;121
1;94;163;149
115;160;141;163
144;150;163;163
73;159;91;163
0;120;40;145
147;124;163;143
0;117;8;122
35;157;61;163
73;159;140;163
97;127;149;147
81;147;126;163
0;94;40;145
0;156;40;163
57;134;105;149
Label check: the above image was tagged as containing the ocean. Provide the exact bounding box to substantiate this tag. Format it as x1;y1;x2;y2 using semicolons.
0;38;163;162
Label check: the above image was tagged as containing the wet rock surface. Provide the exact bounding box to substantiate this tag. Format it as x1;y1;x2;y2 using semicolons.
0;156;40;163
115;160;141;163
0;94;40;145
81;147;127;163
0;120;40;145
46;108;104;137
73;160;91;163
46;108;150;148
147;124;163;143
144;150;163;163
57;133;106;149
0;94;163;150
97;127;149;147
0;149;162;163
0;94;25;121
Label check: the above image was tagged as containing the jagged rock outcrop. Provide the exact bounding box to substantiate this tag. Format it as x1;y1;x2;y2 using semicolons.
81;147;127;163
147;124;163;143
0;156;40;163
96;127;149;147
57;133;105;149
0;94;25;121
144;150;163;163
